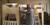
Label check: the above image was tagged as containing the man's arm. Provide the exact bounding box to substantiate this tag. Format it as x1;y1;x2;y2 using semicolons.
23;8;27;12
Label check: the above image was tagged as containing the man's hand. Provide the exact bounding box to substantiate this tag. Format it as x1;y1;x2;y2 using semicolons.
24;10;27;12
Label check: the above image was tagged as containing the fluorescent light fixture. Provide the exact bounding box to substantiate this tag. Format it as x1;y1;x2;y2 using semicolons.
12;3;17;6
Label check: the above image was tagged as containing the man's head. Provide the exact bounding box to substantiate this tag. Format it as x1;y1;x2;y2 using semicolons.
27;3;31;8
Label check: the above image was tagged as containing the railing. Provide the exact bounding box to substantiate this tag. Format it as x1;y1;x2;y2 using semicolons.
4;21;17;25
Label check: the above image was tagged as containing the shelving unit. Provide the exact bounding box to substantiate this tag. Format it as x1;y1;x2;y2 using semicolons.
34;5;44;25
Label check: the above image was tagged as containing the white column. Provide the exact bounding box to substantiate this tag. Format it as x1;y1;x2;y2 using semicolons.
42;11;44;25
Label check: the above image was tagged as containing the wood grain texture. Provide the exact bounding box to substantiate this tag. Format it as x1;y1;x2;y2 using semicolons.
0;0;1;25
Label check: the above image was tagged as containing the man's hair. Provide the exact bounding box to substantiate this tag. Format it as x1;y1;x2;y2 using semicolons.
27;3;31;5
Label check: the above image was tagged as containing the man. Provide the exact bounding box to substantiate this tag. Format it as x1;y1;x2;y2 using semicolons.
22;15;26;20
21;15;26;25
24;3;34;25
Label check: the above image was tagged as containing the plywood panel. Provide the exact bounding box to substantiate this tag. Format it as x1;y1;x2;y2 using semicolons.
6;0;9;3
0;0;1;25
19;0;27;1
30;0;41;1
14;0;19;3
30;0;49;1
9;0;14;3
19;1;28;4
19;0;29;4
2;0;6;4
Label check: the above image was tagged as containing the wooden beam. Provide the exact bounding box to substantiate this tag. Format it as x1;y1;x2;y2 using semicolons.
0;0;1;25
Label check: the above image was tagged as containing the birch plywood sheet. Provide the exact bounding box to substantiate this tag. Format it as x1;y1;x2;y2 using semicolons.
30;0;49;1
30;0;41;1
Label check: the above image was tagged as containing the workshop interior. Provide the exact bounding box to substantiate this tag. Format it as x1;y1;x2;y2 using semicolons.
0;0;50;25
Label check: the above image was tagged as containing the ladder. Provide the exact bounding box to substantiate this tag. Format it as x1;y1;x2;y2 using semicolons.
34;15;40;25
33;8;40;25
